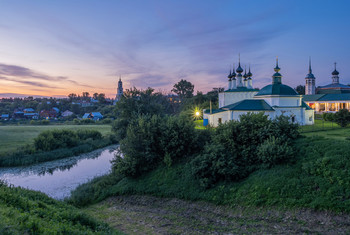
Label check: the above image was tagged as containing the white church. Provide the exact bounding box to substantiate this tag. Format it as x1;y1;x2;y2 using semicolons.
203;58;314;127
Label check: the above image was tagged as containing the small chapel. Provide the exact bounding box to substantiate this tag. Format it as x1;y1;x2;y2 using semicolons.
203;58;314;127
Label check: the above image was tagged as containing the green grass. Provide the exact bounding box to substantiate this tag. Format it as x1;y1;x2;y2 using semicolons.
194;120;206;130
0;182;120;234
69;136;350;213
300;119;340;133
300;119;350;140
0;125;111;154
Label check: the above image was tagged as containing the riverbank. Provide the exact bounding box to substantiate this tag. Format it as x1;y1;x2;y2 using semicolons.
0;145;118;200
0;182;119;234
0;124;112;154
84;195;350;234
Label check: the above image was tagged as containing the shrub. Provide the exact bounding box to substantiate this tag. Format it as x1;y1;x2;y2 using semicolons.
333;109;350;127
257;136;295;167
76;129;102;140
191;113;298;187
34;130;79;151
113;115;200;177
40;120;50;125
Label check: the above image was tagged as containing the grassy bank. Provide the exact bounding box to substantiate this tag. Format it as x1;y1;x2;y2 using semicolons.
0;182;120;234
0;125;111;154
69;136;350;213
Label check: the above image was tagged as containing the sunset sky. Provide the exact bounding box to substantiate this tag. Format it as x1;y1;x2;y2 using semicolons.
0;0;349;98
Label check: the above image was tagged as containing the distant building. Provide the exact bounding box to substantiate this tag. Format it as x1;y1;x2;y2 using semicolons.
82;112;103;121
0;114;9;120
303;62;350;113
61;110;74;117
114;77;123;104
40;108;58;119
204;58;314;127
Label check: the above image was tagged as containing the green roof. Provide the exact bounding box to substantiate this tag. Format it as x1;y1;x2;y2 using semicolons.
204;109;226;114
302;94;325;101
255;84;298;96
318;94;350;101
303;94;350;101
221;99;274;111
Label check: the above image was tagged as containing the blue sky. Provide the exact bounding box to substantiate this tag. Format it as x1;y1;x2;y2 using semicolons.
0;0;349;97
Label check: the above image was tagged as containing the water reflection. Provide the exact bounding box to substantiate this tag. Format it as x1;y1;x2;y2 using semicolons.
0;145;118;200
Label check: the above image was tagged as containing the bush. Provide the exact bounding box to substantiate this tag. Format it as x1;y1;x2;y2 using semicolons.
34;129;79;151
76;129;102;140
113;115;201;177
191;113;298;187
333;109;350;127
257;136;295;167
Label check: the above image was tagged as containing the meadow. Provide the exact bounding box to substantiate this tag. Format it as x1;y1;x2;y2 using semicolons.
300;119;350;140
0;125;111;154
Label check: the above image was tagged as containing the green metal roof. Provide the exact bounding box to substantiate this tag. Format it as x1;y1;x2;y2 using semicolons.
204;109;226;114
302;94;325;101
303;94;350;101
255;84;298;96
221;99;274;111
318;94;350;101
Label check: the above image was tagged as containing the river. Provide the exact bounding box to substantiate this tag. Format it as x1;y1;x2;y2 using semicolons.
0;145;118;200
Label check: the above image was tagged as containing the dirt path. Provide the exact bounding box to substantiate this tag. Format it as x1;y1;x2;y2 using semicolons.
84;195;350;234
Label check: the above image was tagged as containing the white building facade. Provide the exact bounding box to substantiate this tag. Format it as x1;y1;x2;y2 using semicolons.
204;59;314;127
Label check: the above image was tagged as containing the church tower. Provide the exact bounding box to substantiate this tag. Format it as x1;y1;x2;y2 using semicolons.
247;65;253;89
227;69;232;90
332;62;340;84
115;77;123;102
305;58;316;95
236;55;244;87
231;64;237;89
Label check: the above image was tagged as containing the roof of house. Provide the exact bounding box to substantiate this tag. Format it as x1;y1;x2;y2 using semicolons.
303;93;350;102
222;99;274;111
302;94;325;101
1;114;9;117
82;113;90;119
255;84;298;96
204;109;226;114
24;108;35;112
318;83;350;89
91;112;103;117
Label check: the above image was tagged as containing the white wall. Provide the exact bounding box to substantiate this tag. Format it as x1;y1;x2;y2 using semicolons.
219;91;258;108
258;96;301;107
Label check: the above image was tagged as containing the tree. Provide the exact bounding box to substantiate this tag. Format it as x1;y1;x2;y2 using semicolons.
333;109;350;127
112;87;173;140
172;79;194;100
82;92;90;101
93;93;99;100
97;93;106;104
68;93;77;102
295;85;305;95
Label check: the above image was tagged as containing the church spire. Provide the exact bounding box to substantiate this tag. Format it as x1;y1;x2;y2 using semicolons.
308;57;312;74
272;57;282;84
231;63;236;79
332;62;339;84
305;57;316;95
236;53;243;73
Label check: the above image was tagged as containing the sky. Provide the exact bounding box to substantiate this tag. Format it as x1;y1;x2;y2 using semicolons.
0;0;349;98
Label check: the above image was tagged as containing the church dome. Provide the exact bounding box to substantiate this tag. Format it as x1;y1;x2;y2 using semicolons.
255;83;298;96
332;69;339;76
236;63;243;73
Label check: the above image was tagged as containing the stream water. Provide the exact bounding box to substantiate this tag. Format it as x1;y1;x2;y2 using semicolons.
0;145;118;200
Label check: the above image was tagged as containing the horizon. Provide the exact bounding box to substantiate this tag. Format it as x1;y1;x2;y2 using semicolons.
0;0;349;98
